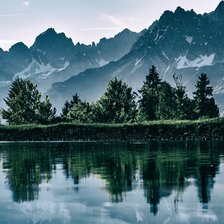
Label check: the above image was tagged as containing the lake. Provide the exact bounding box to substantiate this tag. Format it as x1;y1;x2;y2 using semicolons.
0;141;223;224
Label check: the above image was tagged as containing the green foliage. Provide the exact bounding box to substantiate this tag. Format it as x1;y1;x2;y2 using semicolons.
93;78;137;123
157;82;177;120
1;78;42;124
61;94;81;121
1;78;56;125
0;117;223;141
139;68;219;122
139;65;162;120
38;95;56;124
68;100;93;123
0;68;220;126
61;100;70;119
193;74;219;118
173;74;195;120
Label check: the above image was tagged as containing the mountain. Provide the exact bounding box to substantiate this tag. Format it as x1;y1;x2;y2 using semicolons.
48;1;224;112
0;28;140;107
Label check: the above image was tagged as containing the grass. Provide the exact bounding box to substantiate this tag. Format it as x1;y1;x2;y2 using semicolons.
0;118;223;141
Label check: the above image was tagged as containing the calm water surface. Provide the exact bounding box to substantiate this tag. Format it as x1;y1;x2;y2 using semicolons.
0;141;224;224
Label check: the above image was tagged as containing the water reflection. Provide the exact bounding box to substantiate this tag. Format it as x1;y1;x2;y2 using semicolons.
0;141;223;223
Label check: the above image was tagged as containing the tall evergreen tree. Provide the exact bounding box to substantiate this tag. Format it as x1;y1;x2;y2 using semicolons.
193;74;219;118
157;82;177;120
173;74;194;120
1;78;56;124
1;78;42;124
93;78;137;123
139;65;161;120
69;94;81;108
38;95;56;124
68;100;93;123
61;100;70;120
61;94;81;121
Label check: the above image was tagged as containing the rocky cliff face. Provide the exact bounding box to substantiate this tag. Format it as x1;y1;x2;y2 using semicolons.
48;2;224;111
0;28;139;108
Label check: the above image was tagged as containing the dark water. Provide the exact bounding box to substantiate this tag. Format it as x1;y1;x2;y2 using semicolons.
0;141;224;224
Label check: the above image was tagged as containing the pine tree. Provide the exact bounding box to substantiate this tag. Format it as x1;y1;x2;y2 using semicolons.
157;82;177;120
1;78;42;124
1;78;57;124
138;65;161;120
173;74;194;120
69;94;81;108
61;100;70;120
38;95;56;124
68;100;93;123
193;74;219;118
93;78;137;123
61;94;81;121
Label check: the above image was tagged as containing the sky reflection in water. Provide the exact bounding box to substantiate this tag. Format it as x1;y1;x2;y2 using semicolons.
0;141;223;224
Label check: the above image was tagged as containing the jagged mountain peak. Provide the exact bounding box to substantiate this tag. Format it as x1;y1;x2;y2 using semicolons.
207;1;224;24
116;28;134;36
46;1;224;112
215;1;224;13
8;42;31;62
31;28;74;51
98;28;136;45
175;6;185;14
41;27;57;35
9;42;29;53
174;6;196;18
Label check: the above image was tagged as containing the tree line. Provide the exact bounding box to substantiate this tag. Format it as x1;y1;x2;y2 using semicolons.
1;65;219;125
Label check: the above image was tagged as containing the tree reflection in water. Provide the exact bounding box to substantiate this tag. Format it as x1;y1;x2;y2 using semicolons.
1;141;221;214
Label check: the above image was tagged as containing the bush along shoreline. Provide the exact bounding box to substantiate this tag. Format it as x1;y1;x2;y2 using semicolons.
0;118;223;141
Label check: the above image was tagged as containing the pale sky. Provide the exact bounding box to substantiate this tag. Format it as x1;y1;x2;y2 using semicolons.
0;0;222;50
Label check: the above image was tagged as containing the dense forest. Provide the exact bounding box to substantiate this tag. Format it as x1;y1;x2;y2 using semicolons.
1;66;219;125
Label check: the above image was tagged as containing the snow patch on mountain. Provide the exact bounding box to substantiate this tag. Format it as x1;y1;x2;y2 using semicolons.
155;26;168;44
130;57;144;74
185;36;193;44
176;54;215;69
14;59;70;80
162;51;169;60
96;58;108;67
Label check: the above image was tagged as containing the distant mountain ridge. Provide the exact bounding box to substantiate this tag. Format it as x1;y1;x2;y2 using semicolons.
48;1;224;112
1;2;224;113
0;27;140;108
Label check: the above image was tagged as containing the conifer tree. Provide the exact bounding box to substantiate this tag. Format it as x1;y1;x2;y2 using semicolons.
61;94;81;121
38;95;56;124
68;100;93;123
69;94;81;108
61;100;70;120
1;78;42;124
157;82;177;120
138;65;161;120
173;74;194;120
1;78;56;124
193;74;219;118
93;78;137;123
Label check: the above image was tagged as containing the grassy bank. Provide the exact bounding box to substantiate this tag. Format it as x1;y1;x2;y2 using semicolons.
0;118;223;141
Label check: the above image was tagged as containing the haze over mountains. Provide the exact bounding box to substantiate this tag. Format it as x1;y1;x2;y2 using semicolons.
1;2;224;112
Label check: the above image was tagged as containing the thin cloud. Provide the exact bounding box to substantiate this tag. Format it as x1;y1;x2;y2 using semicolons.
0;13;21;17
103;15;126;28
23;1;31;7
81;27;120;31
